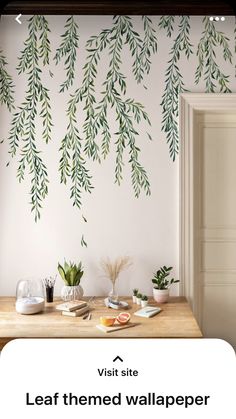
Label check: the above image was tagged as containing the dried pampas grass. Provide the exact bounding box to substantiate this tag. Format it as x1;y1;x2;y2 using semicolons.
100;256;132;284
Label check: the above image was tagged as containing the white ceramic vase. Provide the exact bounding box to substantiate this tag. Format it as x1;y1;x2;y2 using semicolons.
141;300;148;308
153;288;169;303
136;297;141;305
61;285;84;301
132;295;137;303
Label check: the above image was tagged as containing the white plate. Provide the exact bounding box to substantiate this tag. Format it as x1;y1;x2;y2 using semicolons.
104;298;129;310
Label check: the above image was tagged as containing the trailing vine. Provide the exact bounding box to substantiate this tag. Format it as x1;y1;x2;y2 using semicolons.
3;15;235;224
195;16;232;93
59;92;93;208
133;16;158;84
0;51;14;111
161;16;193;161
54;16;79;92
8;15;52;221
61;15;154;209
95;16;151;195
159;16;175;37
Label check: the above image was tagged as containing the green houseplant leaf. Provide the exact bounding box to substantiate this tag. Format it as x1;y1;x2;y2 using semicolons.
58;260;84;286
58;264;66;282
152;266;179;290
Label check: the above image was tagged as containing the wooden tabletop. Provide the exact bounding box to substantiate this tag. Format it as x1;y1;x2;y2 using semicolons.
0;297;202;349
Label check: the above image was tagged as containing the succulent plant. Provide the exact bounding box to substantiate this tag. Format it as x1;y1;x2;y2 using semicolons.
141;294;148;301
58;260;84;286
132;288;139;296
137;293;142;299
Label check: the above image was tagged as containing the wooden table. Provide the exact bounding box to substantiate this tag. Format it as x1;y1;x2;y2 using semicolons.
0;297;202;349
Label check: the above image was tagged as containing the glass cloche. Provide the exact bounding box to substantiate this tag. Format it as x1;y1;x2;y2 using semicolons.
16;279;45;314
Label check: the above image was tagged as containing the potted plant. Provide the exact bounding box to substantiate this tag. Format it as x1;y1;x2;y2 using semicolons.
132;288;139;303
136;292;142;305
141;294;148;307
152;266;179;303
58;260;84;301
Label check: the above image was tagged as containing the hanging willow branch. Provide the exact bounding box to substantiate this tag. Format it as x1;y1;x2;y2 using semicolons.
159;16;175;37
61;15;154;208
58;29;111;206
8;15;52;221
161;16;193;162
133;16;158;84
54;15;79;92
195;16;232;92
0;51;15;111
59;91;93;208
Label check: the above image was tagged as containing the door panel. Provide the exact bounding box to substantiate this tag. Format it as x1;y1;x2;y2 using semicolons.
202;286;236;342
202;126;236;227
196;112;236;349
202;241;236;271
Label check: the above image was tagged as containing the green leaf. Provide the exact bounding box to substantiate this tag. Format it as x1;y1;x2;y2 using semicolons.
58;264;66;282
54;16;79;92
81;234;88;247
8;15;51;221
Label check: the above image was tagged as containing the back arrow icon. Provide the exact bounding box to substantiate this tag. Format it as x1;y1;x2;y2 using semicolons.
15;14;22;24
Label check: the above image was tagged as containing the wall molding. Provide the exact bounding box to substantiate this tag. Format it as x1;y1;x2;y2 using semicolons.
179;93;236;322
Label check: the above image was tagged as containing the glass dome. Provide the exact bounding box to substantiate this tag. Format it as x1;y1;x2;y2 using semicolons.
16;279;45;314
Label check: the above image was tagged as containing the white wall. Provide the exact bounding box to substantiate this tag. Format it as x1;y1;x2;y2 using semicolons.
0;16;235;297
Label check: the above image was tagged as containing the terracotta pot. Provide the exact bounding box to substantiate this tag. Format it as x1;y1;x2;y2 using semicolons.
153;288;169;303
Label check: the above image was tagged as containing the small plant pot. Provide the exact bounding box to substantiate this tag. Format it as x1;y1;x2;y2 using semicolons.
136;297;141;305
61;285;84;301
132;295;137;304
141;300;148;308
153;288;169;303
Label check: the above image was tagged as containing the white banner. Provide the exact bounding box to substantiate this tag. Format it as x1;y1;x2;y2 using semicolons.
0;339;235;418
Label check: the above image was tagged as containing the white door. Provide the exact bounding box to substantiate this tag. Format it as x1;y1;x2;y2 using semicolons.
180;93;236;351
195;111;236;348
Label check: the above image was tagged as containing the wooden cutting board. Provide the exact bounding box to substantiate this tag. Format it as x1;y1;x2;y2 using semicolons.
96;322;138;333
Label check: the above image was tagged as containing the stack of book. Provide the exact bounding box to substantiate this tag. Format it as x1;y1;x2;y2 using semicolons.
56;300;90;317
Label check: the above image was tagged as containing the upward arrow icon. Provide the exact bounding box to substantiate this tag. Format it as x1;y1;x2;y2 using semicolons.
113;356;123;363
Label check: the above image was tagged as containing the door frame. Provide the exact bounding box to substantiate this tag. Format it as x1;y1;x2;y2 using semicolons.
179;93;236;323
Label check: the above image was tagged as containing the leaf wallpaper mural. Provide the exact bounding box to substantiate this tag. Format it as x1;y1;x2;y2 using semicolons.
60;15;155;212
0;14;235;296
160;16;193;161
158;15;175;38
0;51;14;111
195;16;232;93
0;15;235;225
7;15;52;221
54;15;79;92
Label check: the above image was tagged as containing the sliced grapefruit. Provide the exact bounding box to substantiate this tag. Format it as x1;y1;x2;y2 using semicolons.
117;312;131;325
